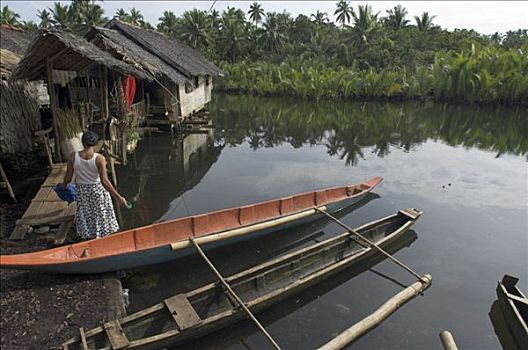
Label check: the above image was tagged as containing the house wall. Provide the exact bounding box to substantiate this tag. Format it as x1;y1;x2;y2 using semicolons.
178;76;213;119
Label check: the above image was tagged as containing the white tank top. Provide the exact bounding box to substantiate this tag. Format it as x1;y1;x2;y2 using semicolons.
74;152;101;184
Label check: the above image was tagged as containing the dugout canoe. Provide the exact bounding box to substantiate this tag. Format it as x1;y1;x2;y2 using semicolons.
496;275;528;350
61;208;422;350
0;176;382;274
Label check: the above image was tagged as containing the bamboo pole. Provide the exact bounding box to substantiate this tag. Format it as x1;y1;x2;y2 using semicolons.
315;208;426;283
439;331;459;350
190;238;282;350
45;57;62;162
170;206;327;251
0;162;16;203
318;274;433;350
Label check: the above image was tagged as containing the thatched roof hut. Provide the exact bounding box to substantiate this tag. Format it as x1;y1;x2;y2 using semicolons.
0;24;33;55
11;28;150;82
86;26;190;85
104;20;223;79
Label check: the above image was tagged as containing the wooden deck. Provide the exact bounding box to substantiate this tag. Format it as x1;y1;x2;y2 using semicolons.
10;164;75;244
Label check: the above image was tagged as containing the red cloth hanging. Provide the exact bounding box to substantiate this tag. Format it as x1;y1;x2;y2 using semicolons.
122;75;136;109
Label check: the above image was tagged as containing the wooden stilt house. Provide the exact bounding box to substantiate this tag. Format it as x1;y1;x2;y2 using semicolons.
11;28;152;162
86;20;223;123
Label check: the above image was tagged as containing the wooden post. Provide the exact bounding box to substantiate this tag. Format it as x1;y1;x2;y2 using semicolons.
101;66;109;121
0;162;16;203
190;238;282;350
121;126;127;166
317;275;433;350
45;57;62;162
439;331;459;350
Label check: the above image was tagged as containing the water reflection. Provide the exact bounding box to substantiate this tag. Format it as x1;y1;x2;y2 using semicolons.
211;95;528;165
116;129;223;229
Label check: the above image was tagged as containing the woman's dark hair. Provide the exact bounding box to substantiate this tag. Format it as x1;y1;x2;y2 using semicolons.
81;131;99;147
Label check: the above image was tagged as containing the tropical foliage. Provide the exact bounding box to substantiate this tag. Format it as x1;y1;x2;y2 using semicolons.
3;2;528;105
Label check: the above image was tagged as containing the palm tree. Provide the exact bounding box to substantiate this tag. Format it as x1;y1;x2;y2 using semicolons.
49;2;71;28
1;5;20;25
414;12;437;32
128;7;144;26
38;9;53;28
259;12;286;53
311;10;329;26
248;2;264;26
350;4;380;45
21;20;38;32
334;0;352;28
179;9;211;49
385;5;409;29
157;11;178;37
219;13;247;62
114;8;129;21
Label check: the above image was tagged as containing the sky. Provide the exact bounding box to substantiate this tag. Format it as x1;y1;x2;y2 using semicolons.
4;1;528;35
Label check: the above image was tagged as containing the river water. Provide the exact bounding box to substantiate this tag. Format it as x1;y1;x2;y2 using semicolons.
116;95;527;350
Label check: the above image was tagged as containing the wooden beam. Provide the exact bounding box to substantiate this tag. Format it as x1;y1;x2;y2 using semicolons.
0;162;16;203
101;65;109;121
46;57;62;162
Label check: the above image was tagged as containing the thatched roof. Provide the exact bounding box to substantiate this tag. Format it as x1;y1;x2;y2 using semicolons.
87;26;190;84
11;28;151;82
0;25;33;55
105;20;223;78
1;49;21;78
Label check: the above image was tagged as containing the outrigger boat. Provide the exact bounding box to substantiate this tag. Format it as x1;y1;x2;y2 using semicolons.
0;177;382;274
496;275;528;350
61;208;421;350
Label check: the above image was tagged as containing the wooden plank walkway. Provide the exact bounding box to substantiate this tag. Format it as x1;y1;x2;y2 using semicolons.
10;164;76;243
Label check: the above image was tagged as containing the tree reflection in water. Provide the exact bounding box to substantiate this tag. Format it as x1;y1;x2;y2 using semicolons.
211;94;528;165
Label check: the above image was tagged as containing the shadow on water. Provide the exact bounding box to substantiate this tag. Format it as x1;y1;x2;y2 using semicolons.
171;229;418;350
489;300;520;350
122;192;381;311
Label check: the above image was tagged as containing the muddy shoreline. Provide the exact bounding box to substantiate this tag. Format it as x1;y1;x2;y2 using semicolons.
0;183;126;350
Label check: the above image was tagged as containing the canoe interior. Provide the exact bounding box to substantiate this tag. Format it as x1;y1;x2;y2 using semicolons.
497;275;528;349
63;209;416;350
1;177;381;269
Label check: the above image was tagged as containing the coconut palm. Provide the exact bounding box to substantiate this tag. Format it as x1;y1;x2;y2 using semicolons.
311;10;329;26
21;20;38;32
219;13;247;62
49;2;71;28
128;7;144;26
38;9;53;28
114;8;129;21
414;12;437;32
179;9;211;49
1;5;20;25
259;12;286;53
334;0;352;28
385;5;409;29
248;2;264;26
350;4;380;45
158;10;178;37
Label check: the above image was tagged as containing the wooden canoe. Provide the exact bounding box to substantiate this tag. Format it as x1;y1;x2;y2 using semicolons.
0;177;382;274
60;208;421;350
496;275;528;350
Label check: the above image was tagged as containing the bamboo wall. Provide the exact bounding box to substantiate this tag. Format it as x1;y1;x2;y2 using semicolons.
0;80;41;153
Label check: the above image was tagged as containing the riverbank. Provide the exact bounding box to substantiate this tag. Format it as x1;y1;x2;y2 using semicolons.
0;183;126;349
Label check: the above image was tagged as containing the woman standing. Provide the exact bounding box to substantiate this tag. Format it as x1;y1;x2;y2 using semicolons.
61;131;126;239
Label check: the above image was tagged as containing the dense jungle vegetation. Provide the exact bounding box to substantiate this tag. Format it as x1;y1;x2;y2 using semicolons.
2;1;527;105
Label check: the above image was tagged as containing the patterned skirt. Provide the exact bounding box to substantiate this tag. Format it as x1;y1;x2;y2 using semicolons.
76;183;119;239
